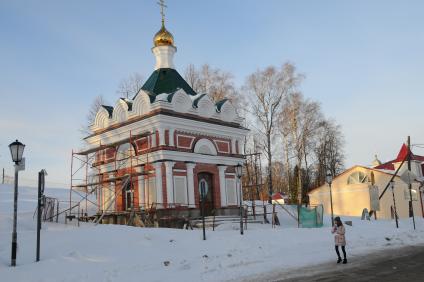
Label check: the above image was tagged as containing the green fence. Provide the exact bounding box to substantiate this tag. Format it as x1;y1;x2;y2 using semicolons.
299;204;324;228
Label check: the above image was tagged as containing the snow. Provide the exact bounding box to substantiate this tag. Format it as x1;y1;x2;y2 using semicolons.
1;184;424;282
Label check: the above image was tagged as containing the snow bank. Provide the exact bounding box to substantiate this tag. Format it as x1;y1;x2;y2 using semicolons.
0;184;423;282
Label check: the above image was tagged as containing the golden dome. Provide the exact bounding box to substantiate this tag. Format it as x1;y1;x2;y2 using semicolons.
153;24;174;47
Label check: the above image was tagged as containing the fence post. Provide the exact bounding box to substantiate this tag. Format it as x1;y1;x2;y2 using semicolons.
56;201;59;223
77;204;80;227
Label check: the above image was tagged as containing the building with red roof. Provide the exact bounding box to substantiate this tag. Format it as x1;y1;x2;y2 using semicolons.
308;143;424;219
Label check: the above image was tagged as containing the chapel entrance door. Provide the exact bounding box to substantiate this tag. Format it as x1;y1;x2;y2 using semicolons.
197;173;214;216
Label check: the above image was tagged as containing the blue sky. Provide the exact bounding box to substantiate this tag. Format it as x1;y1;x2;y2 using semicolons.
0;0;423;187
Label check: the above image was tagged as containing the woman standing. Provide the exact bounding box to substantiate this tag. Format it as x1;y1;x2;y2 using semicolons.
332;216;347;264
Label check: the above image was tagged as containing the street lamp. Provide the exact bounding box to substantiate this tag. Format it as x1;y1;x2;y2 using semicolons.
235;163;243;235
326;169;334;227
8;139;25;267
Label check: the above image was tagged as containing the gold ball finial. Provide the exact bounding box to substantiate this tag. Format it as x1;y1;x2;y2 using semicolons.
153;24;174;47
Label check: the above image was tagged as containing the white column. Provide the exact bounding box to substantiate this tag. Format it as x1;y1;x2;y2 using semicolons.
164;161;175;207
153;162;163;207
231;138;237;154
168;128;175;147
218;165;227;207
158;128;166;146
237;138;243;154
186;163;196;208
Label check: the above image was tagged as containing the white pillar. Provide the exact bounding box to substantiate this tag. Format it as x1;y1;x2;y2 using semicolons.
218;165;227;207
237;138;243;154
168;128;175;146
158;128;166;146
231;138;237;154
186;163;196;208
153;162;163;207
164;161;175;207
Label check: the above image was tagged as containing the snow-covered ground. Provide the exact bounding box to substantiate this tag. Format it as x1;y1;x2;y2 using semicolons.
0;183;423;282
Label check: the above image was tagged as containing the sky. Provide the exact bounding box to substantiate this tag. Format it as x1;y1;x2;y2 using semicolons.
0;0;423;187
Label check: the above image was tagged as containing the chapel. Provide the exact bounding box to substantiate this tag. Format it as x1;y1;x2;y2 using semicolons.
75;5;248;224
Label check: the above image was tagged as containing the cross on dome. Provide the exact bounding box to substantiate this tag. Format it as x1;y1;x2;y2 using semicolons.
153;0;174;47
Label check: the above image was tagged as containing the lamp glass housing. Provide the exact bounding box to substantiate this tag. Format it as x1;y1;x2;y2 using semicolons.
9;140;25;164
235;164;243;179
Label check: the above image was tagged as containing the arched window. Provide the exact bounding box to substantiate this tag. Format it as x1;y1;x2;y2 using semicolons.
347;171;368;185
193;139;217;156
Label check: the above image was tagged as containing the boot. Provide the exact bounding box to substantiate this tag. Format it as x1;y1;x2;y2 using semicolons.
343;258;347;264
337;257;342;264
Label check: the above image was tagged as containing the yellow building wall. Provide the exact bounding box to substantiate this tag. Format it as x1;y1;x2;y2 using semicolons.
309;166;423;219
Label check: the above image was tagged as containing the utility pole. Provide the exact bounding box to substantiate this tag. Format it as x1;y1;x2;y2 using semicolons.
2;168;4;184
407;136;416;230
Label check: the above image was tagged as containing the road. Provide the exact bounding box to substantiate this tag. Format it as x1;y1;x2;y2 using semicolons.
257;246;424;282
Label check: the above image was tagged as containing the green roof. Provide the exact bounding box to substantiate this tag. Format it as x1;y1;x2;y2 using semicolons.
136;68;196;100
101;105;114;117
215;99;229;112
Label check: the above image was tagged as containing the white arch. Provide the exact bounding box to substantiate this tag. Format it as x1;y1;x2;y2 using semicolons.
196;94;215;118
132;90;152;116
112;99;129;123
116;143;133;168
220;101;237;122
194;139;217;156
92;107;111;130
171;89;191;113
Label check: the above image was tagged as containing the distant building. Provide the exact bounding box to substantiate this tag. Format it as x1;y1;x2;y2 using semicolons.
75;12;248;224
309;144;423;219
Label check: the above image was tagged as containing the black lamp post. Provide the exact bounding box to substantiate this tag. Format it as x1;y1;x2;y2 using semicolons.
326;169;334;227
9;140;25;267
235;163;243;235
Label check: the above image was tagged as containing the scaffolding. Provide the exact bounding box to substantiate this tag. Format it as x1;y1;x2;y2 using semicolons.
242;150;265;220
69;130;155;224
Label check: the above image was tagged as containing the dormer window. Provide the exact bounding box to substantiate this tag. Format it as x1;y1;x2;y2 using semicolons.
347;171;368;185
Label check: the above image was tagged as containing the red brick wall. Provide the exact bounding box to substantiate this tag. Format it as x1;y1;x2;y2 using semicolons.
176;134;195;148
215;140;230;153
161;163;167;207
135;137;149;152
165;130;169;146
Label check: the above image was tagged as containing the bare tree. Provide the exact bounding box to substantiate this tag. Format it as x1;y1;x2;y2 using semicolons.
184;64;239;104
116;73;144;99
280;92;324;204
314;119;345;186
245;63;302;203
80;95;107;136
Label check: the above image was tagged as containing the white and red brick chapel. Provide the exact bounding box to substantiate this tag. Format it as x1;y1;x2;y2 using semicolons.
84;17;248;219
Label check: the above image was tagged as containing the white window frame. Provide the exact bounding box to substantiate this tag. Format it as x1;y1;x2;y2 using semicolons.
226;178;237;205
173;175;188;206
146;177;156;206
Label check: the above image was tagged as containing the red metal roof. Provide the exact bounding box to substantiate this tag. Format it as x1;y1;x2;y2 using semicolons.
374;143;424;172
272;192;284;200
